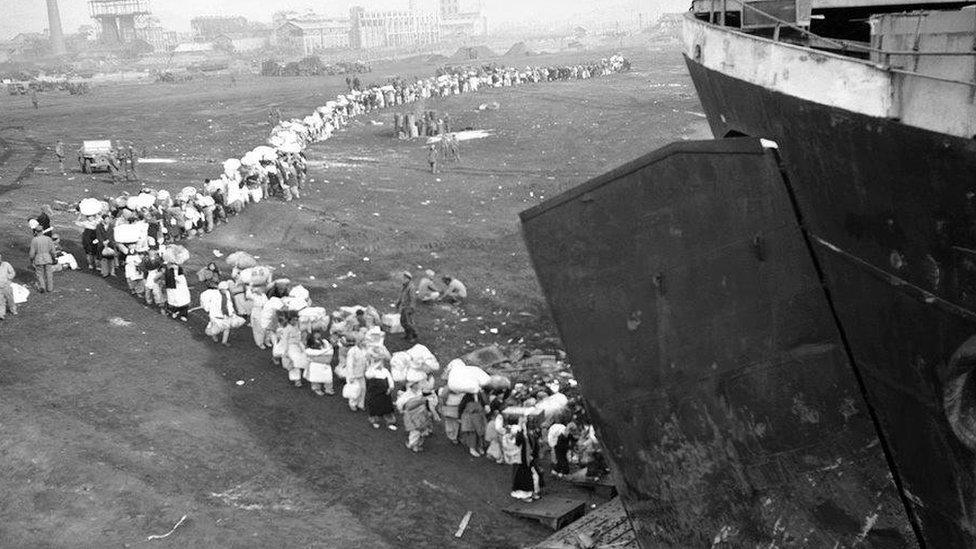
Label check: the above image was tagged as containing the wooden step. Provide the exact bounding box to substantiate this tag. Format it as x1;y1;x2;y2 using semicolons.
503;496;587;531
529;497;638;549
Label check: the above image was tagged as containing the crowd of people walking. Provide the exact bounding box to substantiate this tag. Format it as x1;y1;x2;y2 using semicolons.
6;54;628;501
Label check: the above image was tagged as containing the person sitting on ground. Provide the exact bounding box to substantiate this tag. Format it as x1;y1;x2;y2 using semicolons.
440;275;467;304
416;269;440;303
51;234;78;272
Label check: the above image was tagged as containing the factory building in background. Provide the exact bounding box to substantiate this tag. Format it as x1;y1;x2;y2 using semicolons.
273;12;351;55
348;0;486;50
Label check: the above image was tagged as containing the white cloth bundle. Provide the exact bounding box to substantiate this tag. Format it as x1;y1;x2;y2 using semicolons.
166;274;191;307
535;393;569;420
289;285;309;301
305;347;334;384
282;296;308;312
259;296;284;330
446;360;490;394
11;282;29;304
381;313;403;334
390;351;412;383
79;198;103;216
126;193;156;211
406;344;439;373
114;221;148;244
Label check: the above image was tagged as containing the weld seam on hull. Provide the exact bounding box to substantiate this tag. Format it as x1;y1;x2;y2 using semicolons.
769;148;929;547
811;235;976;323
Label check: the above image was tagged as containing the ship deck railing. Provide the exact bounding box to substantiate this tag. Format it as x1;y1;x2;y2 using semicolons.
694;0;976;90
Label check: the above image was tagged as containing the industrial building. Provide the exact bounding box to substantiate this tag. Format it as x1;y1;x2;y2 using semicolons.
274;18;351;55
213;32;271;53
349;5;440;50
439;0;488;37
88;0;151;46
190;16;251;40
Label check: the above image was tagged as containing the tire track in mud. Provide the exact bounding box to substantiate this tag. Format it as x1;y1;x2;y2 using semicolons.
0;131;48;195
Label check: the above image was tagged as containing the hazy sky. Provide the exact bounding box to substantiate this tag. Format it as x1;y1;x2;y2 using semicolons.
2;0;686;41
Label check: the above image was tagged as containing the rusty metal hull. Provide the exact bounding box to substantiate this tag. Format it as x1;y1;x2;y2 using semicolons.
685;55;976;547
520;139;916;547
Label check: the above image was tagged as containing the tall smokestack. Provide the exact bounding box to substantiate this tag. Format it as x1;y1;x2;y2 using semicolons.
46;0;67;56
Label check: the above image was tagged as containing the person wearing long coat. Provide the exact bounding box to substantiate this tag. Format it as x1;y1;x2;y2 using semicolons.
279;315;308;386
364;361;397;430
510;420;543;501
459;391;488;457
93;215;116;277
343;339;369;411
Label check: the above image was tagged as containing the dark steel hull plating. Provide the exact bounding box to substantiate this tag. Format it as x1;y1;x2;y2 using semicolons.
520;139;916;547
685;55;976;547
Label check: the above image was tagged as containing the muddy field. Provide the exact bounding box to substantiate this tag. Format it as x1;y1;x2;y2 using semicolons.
0;45;705;548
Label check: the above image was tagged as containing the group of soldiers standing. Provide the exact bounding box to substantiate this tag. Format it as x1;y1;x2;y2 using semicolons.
107;145;140;183
52;139;138;182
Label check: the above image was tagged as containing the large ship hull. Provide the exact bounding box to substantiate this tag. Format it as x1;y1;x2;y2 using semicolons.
521;139;917;547
686;52;976;547
521;26;976;549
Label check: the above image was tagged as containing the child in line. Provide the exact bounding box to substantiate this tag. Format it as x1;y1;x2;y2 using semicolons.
364;356;397;430
484;408;505;464
124;252;145;296
305;330;335;396
397;381;440;452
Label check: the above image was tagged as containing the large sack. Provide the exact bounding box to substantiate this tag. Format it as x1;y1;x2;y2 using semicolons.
342;379;363;400
405;368;429;384
199;288;221;312
11;282;29;304
364;326;385;348
535;393;569;420
259;297;284;330
406;344;439;373
298;307;330;332
113;221;148;244
239;265;273;287
447;361;490;394
78;198;103;216
282;296;308;311
166;275;191;307
483;374;512;391
390;351;412;383
381;313;403;334
289;285;310;301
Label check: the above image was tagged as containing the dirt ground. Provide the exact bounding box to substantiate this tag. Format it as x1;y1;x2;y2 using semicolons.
0;45;706;548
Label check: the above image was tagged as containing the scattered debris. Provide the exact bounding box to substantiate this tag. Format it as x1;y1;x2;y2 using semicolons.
455;511;473;538
147;514;187;541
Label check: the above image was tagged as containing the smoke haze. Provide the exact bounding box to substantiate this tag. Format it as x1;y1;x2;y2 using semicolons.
2;0;687;40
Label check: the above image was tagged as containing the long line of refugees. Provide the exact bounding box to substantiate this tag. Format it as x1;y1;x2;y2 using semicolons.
61;54;629;501
69;195;592;501
272;53;632;153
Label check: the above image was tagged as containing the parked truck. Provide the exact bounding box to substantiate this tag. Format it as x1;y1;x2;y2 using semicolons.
77;140;114;174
